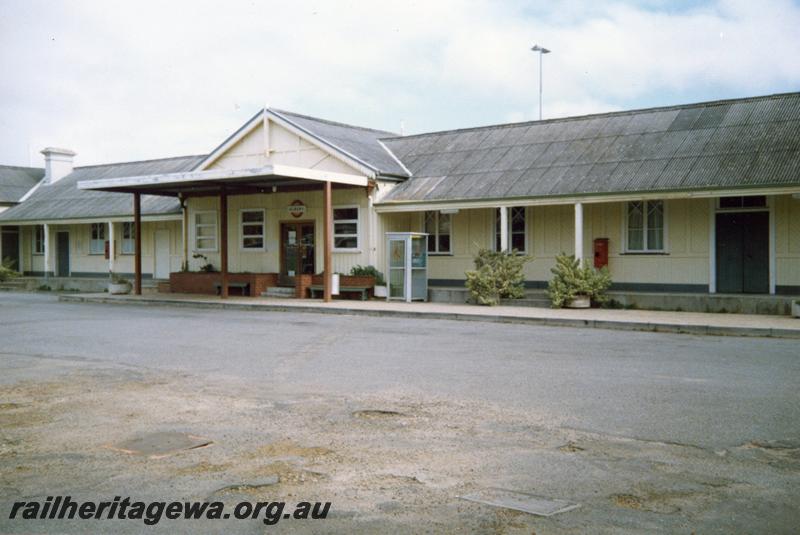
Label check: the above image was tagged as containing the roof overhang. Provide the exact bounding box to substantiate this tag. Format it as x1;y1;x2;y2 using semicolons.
77;164;369;197
374;185;800;213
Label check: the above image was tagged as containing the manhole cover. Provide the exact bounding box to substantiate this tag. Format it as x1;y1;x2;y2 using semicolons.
460;488;579;517
107;432;212;459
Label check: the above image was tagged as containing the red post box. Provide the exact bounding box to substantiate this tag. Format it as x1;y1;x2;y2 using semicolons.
593;238;609;269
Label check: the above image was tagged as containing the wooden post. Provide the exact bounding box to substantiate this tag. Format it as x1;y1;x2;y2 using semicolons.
220;186;228;299
133;193;142;295
323;181;332;302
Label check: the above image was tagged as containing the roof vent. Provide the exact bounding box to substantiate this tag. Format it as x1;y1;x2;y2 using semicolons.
41;147;76;184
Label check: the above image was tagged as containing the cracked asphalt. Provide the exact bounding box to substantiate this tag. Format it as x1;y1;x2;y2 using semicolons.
1;292;799;533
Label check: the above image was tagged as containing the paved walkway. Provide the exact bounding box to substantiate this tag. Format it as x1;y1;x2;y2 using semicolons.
58;292;800;339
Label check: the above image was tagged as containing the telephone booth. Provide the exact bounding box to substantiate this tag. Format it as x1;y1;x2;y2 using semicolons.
386;232;428;302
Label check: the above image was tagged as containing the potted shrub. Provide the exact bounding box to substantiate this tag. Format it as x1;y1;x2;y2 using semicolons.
547;253;611;309
465;249;532;306
108;273;132;295
350;265;385;297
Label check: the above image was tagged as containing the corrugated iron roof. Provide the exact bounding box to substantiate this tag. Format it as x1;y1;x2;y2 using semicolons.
270;109;409;178
379;92;800;204
0;165;44;203
0;155;205;223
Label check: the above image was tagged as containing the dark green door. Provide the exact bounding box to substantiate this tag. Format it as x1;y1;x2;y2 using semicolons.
56;232;70;277
1;227;20;271
716;212;769;294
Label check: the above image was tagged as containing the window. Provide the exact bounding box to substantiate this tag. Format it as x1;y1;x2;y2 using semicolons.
718;196;767;209
89;223;105;255
424;211;451;254
241;209;265;250
627;200;664;252
33;225;44;254
495;207;527;253
333;206;359;250
122;222;136;254
195;211;217;251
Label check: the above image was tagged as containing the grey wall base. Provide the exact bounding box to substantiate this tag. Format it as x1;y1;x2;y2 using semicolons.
428;284;799;316
16;276;159;293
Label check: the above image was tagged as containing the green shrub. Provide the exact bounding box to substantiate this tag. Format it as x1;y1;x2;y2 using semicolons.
465;249;532;306
349;265;385;285
547;253;612;308
0;258;18;282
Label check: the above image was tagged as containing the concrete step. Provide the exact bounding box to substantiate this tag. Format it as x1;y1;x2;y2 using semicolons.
0;279;29;292
261;287;295;298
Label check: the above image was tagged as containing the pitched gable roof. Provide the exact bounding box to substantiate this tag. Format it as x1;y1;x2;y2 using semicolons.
379;92;800;203
0;155;205;223
0;165;44;204
270;109;410;178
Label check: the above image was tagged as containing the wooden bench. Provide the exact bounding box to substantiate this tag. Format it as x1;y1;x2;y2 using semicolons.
213;281;250;296
308;285;370;301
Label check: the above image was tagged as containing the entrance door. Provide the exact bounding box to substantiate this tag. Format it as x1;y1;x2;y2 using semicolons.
154;229;170;279
716;212;769;294
1;226;20;271
56;232;70;277
280;221;315;286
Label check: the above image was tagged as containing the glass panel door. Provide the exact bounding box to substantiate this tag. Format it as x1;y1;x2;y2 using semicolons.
388;238;406;299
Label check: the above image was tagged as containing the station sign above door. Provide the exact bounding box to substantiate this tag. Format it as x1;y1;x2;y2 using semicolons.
288;200;306;218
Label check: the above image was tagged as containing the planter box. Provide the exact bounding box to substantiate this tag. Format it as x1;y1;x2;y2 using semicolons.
374;285;387;298
310;274;376;299
169;272;278;296
566;295;591;309
109;282;132;295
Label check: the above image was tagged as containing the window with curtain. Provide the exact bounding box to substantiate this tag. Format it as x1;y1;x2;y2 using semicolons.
424;211;451;254
89;223;105;255
627;200;664;252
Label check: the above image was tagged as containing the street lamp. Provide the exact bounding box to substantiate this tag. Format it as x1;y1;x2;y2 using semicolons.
531;44;551;120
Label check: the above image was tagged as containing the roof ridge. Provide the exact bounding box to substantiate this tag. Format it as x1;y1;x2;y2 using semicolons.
382;91;800;141
74;154;207;170
271;108;399;137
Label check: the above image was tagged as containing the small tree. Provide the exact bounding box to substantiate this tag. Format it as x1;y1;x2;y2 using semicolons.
547;253;612;308
0;258;19;283
465;249;532;306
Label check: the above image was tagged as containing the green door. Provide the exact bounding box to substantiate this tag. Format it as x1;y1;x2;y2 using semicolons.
716;212;769;294
1;227;20;271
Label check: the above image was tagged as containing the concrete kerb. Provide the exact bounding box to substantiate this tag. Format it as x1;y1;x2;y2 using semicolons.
56;294;800;340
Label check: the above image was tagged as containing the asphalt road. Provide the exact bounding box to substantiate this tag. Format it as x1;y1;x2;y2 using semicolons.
1;292;798;450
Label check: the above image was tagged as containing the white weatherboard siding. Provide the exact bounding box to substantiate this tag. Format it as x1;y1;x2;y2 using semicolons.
186;188;371;276
19;221;182;277
379;195;800;291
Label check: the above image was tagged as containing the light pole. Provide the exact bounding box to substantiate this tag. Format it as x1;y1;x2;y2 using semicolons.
531;44;550;120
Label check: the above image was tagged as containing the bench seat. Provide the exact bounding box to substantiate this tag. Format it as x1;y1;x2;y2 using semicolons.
308;285;370;301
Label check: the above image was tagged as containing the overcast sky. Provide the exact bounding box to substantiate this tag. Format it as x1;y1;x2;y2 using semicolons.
1;0;799;167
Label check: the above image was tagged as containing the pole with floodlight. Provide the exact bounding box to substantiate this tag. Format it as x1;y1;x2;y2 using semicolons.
531;44;551;120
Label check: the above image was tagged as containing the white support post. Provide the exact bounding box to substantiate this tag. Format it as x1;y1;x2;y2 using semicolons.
43;223;50;277
499;206;509;252
108;221;115;276
574;202;584;262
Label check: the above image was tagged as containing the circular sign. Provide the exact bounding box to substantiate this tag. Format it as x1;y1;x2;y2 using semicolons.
288;200;306;218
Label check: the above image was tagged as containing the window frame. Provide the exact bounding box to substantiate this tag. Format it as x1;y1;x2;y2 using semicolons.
89;222;106;255
194;210;218;252
239;208;266;251
624;200;667;253
424;211;452;255
121;222;136;255
494;207;528;254
332;205;360;252
33;225;44;255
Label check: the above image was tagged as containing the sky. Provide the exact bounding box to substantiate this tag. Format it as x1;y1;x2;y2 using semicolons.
1;0;799;167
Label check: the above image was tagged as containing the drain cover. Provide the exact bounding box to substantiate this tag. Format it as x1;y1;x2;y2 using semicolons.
108;432;212;459
460;488;579;517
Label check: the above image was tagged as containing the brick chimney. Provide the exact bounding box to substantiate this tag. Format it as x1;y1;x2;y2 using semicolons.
41;147;76;184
